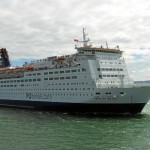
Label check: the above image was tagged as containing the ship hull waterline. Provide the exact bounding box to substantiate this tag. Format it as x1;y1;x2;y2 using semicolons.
0;99;146;114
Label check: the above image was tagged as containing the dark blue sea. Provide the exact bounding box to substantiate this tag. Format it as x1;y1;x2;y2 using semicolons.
0;103;150;150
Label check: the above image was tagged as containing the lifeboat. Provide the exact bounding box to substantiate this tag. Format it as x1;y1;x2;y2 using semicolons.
57;56;65;61
26;66;33;71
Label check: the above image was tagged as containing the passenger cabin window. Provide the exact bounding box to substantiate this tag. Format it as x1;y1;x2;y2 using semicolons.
54;77;59;80
99;75;102;78
72;70;77;73
66;70;70;73
82;68;86;72
72;76;77;79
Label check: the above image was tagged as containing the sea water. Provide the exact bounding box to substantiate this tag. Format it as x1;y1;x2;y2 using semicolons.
0;104;150;150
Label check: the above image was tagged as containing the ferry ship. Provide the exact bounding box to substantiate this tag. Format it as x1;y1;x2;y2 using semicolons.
0;29;149;114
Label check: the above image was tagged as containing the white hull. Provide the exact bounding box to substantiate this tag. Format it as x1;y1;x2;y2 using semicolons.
0;87;149;114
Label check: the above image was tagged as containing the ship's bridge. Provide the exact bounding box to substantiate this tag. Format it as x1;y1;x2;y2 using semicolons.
76;46;123;54
74;28;123;55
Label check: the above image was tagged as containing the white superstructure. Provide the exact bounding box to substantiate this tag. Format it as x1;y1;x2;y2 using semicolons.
0;29;149;114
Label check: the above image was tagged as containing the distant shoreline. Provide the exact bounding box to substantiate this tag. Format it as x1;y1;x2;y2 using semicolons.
134;81;150;87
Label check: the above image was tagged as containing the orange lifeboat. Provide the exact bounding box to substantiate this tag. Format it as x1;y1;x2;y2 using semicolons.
26;66;33;71
57;56;65;61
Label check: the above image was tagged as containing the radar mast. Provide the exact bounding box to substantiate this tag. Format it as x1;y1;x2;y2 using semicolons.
82;28;89;47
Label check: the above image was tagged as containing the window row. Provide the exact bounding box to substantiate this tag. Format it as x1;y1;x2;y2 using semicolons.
46;88;92;91
45;69;79;75
44;76;77;81
0;81;90;87
29;68;87;76
99;74;125;78
49;82;89;85
97;68;123;71
0;93;93;97
0;87;93;92
0;84;39;87
0;78;41;83
81;50;119;54
26;69;81;76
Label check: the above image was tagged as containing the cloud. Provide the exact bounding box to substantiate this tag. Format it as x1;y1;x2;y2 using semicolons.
123;47;150;81
0;0;149;81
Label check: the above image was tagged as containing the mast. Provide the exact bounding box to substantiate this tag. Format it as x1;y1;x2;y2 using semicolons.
82;28;89;47
83;28;86;47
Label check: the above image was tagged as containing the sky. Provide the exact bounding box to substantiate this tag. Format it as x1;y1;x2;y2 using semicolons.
0;0;149;81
